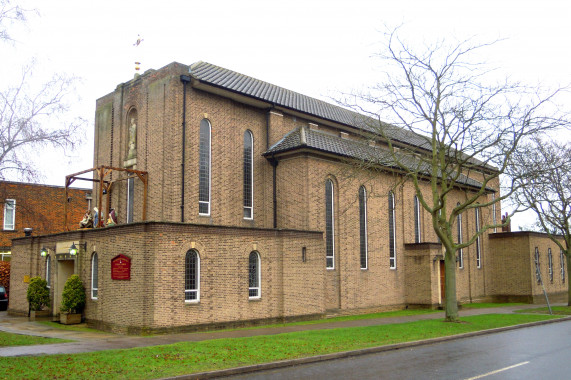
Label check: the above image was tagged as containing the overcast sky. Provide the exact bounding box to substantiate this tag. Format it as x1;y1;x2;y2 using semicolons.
3;0;571;228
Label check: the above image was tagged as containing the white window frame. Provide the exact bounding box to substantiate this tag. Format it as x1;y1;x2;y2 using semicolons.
561;249;566;282
359;186;368;270
457;205;463;269
3;199;15;230
492;193;497;232
475;207;481;268
249;251;261;299
45;255;51;289
185;250;200;303
389;191;397;269
414;195;421;243
325;179;335;269
243;130;254;220
548;248;553;282
91;253;98;299
199;119;211;216
126;177;134;223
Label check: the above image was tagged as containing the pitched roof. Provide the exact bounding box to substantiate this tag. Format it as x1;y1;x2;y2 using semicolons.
189;61;431;150
265;127;488;190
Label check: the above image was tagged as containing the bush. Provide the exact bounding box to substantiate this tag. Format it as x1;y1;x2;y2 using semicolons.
0;261;9;294
26;277;50;311
60;275;85;314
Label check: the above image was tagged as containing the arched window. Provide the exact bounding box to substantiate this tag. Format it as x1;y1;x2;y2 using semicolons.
560;249;566;282
45;255;51;289
185;250;200;302
414;195;421;243
389;191;396;269
534;247;541;284
548;248;553;282
91;253;98;299
199;119;211;215
457;203;463;268
249;251;261;299
325;179;335;269
359;186;368;269
475;207;482;268
243;130;254;219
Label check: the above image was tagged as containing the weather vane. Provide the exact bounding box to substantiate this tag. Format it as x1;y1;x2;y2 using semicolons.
133;34;144;72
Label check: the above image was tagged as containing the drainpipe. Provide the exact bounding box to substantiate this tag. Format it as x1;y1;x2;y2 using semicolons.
180;75;191;223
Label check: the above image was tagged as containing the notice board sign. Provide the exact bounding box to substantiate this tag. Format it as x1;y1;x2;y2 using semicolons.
111;254;131;280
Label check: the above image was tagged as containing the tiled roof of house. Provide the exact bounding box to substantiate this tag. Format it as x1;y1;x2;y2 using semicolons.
189;61;431;150
265;127;487;189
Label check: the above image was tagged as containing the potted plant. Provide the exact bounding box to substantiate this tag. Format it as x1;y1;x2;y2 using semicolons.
26;276;50;320
60;275;86;324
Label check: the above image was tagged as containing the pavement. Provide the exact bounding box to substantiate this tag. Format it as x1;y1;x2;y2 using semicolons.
0;303;565;359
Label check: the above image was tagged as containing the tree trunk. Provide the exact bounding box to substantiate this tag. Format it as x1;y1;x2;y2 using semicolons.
566;251;571;306
444;247;459;321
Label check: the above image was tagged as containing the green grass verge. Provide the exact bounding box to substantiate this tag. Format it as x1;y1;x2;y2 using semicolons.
461;302;525;309
0;331;71;347
0;313;559;379
515;305;571;315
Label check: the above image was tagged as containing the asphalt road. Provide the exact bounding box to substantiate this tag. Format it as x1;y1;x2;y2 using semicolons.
225;319;571;380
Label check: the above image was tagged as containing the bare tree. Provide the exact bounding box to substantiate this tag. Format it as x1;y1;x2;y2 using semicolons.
512;139;571;304
0;1;85;182
341;28;568;321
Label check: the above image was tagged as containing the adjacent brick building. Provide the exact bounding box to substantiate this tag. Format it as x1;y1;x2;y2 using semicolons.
8;62;568;334
0;181;90;261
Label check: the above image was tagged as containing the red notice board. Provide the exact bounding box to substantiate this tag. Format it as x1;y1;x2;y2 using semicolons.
111;254;131;280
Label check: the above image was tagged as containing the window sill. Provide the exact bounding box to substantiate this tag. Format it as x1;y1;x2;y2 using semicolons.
326;267;335;271
185;300;200;304
248;297;261;301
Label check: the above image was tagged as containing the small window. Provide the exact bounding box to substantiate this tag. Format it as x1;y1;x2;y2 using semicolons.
199;119;211;215
561;249;566;282
249;251;261;299
3;199;15;230
535;247;541;284
325;179;335;269
243;130;254;219
359;186;368;270
45;255;51;289
548;248;553;283
91;253;98;299
185;250;200;302
414;195;421;243
457;204;463;269
475;207;481;268
388;191;396;269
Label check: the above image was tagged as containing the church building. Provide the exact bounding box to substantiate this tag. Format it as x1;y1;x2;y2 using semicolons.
8;62;567;334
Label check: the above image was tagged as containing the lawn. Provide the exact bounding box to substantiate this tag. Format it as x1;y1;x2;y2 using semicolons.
461;302;525;309
0;331;71;347
37;321;106;333
0;313;560;380
515;305;571;315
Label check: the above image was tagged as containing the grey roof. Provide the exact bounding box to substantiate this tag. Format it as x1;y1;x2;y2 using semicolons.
265;127;487;190
189;61;431;150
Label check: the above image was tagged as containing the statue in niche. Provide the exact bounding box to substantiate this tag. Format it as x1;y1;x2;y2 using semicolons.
127;116;137;160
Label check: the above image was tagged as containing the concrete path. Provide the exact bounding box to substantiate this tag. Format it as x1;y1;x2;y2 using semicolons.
0;304;562;357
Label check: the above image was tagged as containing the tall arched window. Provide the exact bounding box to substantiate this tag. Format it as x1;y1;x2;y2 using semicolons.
91;253;98;299
414;195;421;243
45;255;51;289
535;247;541;284
249;251;261;299
359;186;368;269
457;203;463;268
548;248;553;282
185;249;200;302
243;130;254;219
325;179;335;269
561;249;566;282
389;191;396;269
475;207;481;268
199;119;211;215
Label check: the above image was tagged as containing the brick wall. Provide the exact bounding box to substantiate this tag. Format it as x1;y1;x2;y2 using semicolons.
0;181;90;250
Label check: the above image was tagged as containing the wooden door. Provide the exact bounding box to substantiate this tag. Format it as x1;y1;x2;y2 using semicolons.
439;260;446;303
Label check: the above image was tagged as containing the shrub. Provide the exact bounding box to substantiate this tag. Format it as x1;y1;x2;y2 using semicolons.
60;275;85;314
0;261;9;294
26;277;50;311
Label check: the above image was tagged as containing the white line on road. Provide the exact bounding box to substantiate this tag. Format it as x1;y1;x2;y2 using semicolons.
464;361;530;380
